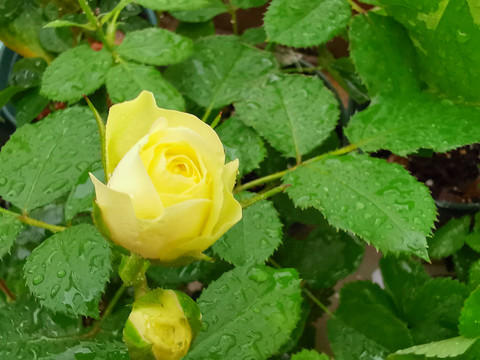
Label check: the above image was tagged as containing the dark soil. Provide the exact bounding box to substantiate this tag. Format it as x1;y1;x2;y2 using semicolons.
387;145;480;205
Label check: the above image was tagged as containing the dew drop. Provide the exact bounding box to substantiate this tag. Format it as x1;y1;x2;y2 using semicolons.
32;274;44;285
57;269;67;278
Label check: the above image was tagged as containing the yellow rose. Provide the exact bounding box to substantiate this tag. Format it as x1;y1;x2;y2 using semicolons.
124;289;202;360
90;91;242;263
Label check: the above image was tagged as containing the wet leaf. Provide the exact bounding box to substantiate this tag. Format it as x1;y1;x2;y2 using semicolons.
165;36;277;108
0;210;25;259
284;154;436;259
0;296;128;359
291;349;329;360
346;14;480;156
235;74;339;159
388;337;478;360
65;167;103;221
41;45;112;102
106;62;185;110
0;107;100;212
428;216;470;260
135;0;211;11
8;58;47;88
12;88;49;127
404;278;469;344
328;281;412;360
213;199;283;267
24;225;112;318
171;0;228;22
216;117;266;176
276;218;364;289
459;287;480;338
184;265;302;360
264;0;351;47
361;0;480;104
117;28;193;66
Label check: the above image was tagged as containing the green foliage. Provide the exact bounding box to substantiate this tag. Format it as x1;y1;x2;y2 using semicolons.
41;45;112;102
116;28;193;66
264;0;351;47
135;0;211;11
171;0;228;22
459;287;480;338
24;225;112;318
216;117;266;176
0;296;128;359
106;62;185;110
428;216;470;259
276;219;364;289
184;266;302;360
380;256;430;315
0;107;100;212
365;0;480;104
8;58;47;88
65;167;103;221
235;74;339;160
176;21;216;40
328;281;412;360
213;198;282;267
404;278;469;344
389;337;479;359
346;13;480;156
165;36;277;108
13;88;49;127
284;154;436;259
291;349;329;360
0;210;25;259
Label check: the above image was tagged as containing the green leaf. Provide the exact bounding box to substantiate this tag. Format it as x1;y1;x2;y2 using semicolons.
44;19;93;30
291;349;329;360
380;256;430;315
116;28;193;66
459;287;480;338
404;278;469;344
171;0;228;22
24;224;112;318
283;154;436;259
348;13;420;98
367;0;480;104
0;107;100;212
0;86;25;109
38;27;73;54
65;167;103;221
276;219;364;289
468;259;480;289
264;0;351;47
106;62;185;110
328;281;412;360
388;337;478;360
235;74;339;159
213;198;282;267
164;36;277;108
346;92;480;156
12;88;49;127
216;117;266;176
428;216;470;259
184;265;302;360
176;21;216;40
147;254;231;289
135;0;211;11
8;58;47;88
0;296;129;359
232;0;268;8
346;14;480;156
454;246;480;283
240;27;267;45
0;210;25;259
41;45;112;102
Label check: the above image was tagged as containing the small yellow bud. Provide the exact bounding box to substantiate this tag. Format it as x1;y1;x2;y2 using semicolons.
124;289;201;360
